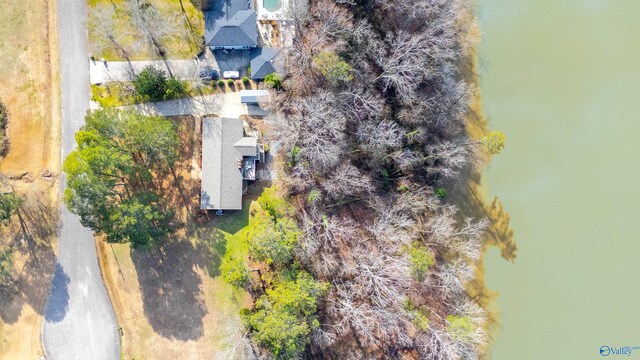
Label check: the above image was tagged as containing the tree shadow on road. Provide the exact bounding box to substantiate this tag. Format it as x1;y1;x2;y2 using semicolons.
43;263;71;323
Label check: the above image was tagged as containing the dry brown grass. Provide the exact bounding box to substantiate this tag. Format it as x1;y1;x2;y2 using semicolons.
88;0;204;61
0;0;60;358
98;116;261;359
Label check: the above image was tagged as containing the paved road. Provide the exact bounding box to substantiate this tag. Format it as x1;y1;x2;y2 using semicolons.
43;0;121;359
90;59;210;84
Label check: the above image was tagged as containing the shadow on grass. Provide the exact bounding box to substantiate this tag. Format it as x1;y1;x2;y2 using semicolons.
129;115;269;341
131;234;222;341
0;194;57;324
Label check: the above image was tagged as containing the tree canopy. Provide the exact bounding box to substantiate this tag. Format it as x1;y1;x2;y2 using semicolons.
264;73;282;90
313;51;353;86
247;188;298;266
134;66;168;101
63;108;178;247
0;193;22;226
242;270;329;358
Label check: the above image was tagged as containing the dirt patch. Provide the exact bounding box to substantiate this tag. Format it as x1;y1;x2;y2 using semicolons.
98;116;262;359
0;0;60;358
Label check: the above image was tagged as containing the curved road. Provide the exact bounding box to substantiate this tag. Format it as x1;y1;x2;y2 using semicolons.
43;0;120;359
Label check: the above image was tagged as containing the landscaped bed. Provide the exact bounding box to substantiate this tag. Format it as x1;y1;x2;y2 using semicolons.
91;80;261;107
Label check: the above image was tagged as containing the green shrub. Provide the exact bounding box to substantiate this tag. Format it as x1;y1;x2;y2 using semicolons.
258;187;292;220
165;78;186;99
435;187;447;199
397;184;409;192
220;254;250;288
0;193;22;226
287;146;300;167
264;73;282;90
447;315;477;341
307;189;321;204
313;51;353;86
481;130;506;155
248;214;298;266
227;78;235;85
133;66;167;101
217;79;225;87
242;76;250;84
409;242;435;282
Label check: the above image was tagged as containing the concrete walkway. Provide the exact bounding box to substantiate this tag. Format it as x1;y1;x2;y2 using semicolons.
119;93;268;118
90;59;212;84
43;0;120;359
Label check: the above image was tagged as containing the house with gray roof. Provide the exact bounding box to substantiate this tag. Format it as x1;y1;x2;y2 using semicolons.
250;47;282;79
201;117;260;211
205;0;258;50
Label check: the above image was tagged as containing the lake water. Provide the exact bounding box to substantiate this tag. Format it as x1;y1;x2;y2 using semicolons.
478;1;640;359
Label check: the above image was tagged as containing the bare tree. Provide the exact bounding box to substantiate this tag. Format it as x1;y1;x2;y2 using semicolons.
127;0;184;58
88;6;130;60
261;1;494;358
356;120;405;166
322;162;374;200
213;316;259;360
374;32;435;102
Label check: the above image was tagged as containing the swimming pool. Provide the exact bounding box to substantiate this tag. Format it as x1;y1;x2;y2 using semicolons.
263;0;282;12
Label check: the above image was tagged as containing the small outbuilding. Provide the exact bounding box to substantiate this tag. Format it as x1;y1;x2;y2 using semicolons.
239;90;270;104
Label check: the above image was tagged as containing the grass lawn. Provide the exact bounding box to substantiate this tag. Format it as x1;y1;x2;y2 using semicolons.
97;116;267;358
91;81;218;107
98;197;261;359
88;0;204;61
0;0;60;357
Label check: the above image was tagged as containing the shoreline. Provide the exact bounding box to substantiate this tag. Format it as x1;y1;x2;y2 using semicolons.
455;11;517;356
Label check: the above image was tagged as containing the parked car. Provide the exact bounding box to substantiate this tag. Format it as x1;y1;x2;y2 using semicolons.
223;71;240;79
199;69;219;81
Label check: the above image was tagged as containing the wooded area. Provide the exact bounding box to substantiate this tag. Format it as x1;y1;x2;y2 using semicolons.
217;0;504;359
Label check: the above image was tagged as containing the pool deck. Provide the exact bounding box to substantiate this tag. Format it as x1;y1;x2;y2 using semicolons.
257;0;290;20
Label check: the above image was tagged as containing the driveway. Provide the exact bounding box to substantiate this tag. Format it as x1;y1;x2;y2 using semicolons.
119;93;268;118
90;49;254;84
90;59;211;84
43;0;120;359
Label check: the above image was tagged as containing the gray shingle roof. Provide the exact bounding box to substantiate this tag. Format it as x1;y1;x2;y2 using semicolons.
201;117;246;210
239;89;269;104
250;47;282;79
234;137;258;156
205;0;257;48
